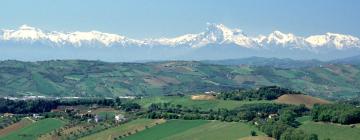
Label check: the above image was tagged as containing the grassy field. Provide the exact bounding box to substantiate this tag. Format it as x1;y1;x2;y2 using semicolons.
135;96;272;110
0;118;66;140
80;119;165;140
298;117;360;140
162;121;264;140
122;120;263;140
0;118;33;136
122;120;208;140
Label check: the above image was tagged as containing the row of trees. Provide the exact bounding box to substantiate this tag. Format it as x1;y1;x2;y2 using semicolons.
217;86;301;101
0;97;133;114
145;102;307;122
311;104;360;124
0;99;59;114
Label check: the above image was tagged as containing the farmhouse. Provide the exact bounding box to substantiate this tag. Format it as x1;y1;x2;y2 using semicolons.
115;114;126;123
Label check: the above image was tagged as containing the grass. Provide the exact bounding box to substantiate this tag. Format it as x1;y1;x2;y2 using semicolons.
0;118;66;140
298;119;360;140
0;118;33;136
122;120;263;140
32;72;60;95
122;120;208;140
163;121;264;140
80;119;165;140
135;96;272;110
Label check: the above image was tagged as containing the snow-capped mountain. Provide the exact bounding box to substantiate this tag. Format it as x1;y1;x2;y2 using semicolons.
0;23;360;61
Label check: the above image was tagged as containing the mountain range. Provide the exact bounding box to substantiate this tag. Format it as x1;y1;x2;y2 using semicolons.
1;23;360;61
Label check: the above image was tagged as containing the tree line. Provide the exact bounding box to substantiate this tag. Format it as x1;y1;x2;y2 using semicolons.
311;103;360;124
0;97;138;114
217;86;302;101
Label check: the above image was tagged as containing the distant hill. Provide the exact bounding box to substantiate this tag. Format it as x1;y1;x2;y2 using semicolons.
275;94;331;108
1;60;360;99
331;55;360;65
202;57;324;68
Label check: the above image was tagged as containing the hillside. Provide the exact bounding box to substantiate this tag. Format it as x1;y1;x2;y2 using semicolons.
1;60;360;99
275;94;331;108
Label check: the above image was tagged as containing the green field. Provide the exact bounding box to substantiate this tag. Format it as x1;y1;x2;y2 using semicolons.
163;121;264;140
0;118;66;140
80;119;164;140
298;117;360;140
135;96;272;110
122;120;263;140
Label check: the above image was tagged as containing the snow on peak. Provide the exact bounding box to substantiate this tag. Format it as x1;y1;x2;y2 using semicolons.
0;23;359;50
267;31;298;44
2;25;46;40
306;33;360;49
19;24;37;30
1;25;131;46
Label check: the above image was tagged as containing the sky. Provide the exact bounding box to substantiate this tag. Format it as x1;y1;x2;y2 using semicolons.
0;0;360;38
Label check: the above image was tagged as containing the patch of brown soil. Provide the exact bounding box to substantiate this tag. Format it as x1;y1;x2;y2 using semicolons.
191;95;216;100
0;118;33;136
275;94;330;108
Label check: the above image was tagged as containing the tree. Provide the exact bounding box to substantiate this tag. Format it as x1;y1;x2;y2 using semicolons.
250;131;257;136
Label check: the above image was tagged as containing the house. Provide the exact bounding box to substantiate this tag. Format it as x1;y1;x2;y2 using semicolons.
2;113;14;117
32;114;44;119
115;114;126;123
94;115;99;123
268;114;278;119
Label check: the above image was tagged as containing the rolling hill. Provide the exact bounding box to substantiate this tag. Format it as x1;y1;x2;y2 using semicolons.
1;60;360;99
275;94;331;108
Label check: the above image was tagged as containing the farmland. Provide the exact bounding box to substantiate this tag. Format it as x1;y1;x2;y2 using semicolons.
0;86;359;140
275;94;331;108
80;119;165;140
161;121;264;140
0;118;33;136
121;120;264;140
1;60;360;99
298;117;360;140
122;120;208;140
0;118;66;140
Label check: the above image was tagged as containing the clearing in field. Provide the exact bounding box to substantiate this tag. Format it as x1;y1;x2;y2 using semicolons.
275;94;330;108
122;120;263;140
0;118;33;136
79;119;165;140
298;119;360;140
0;118;66;140
191;94;216;100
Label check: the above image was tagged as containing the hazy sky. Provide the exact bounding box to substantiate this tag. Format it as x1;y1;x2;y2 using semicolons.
1;0;359;38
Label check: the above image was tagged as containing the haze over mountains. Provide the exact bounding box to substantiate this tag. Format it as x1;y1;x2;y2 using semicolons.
1;23;360;61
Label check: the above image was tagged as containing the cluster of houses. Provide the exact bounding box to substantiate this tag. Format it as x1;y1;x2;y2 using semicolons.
254;113;279;126
51;106;127;123
87;114;126;123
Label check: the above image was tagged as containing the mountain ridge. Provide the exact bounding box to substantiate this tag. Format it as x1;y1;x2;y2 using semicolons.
1;23;360;61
